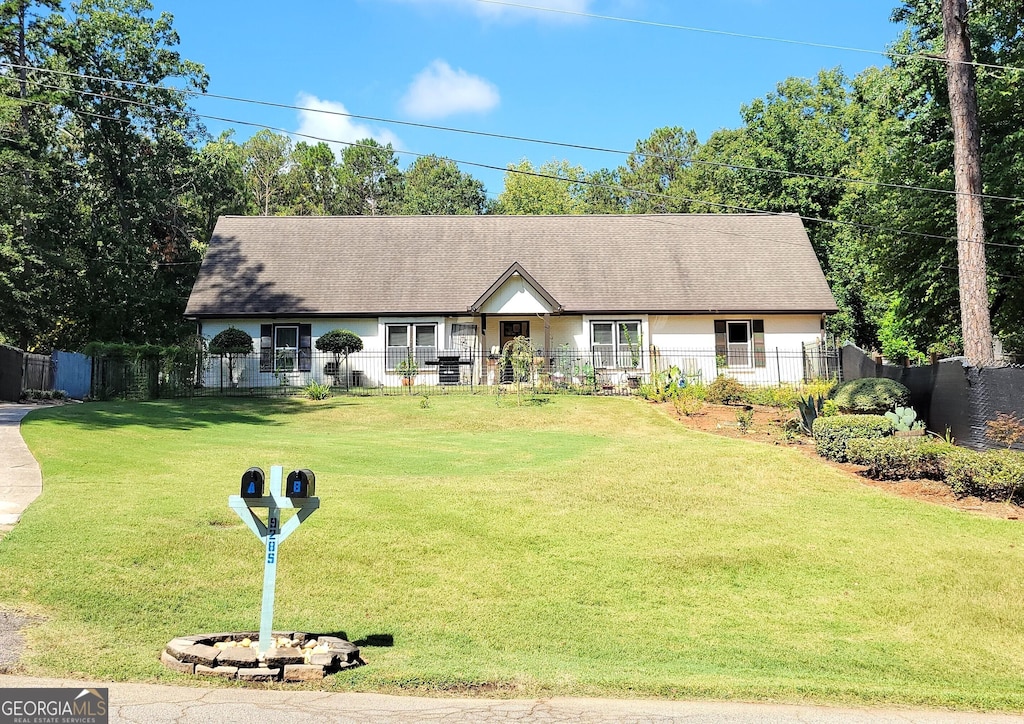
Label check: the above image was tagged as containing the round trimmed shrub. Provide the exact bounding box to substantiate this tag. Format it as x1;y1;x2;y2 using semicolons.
315;329;363;357
812;414;894;462
829;377;910;414
209;327;253;355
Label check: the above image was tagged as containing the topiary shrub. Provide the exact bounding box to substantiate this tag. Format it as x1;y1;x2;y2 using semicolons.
828;377;910;414
846;437;951;480
942;448;1024;502
706;374;745;404
315;329;364;386
209;327;254;386
812;414;894;462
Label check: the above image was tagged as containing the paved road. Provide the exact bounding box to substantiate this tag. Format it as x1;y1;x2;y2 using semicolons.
2;674;1023;724
2;403;1023;722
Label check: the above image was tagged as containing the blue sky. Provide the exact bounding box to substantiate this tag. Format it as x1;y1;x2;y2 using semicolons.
166;0;906;197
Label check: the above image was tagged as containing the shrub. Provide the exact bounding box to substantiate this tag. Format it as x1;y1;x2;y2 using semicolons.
706;374;745;404
21;389;67;401
303;381;332;400
672;388;703;417
209;327;253;356
986;412;1024;449
829;377;910;414
736;406;754;433
942;448;1024;501
743;386;802;409
813;414;894;462
846;437;951;480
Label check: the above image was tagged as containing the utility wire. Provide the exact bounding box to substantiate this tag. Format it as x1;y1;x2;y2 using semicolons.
4;60;1024;205
23;75;1024;254
472;0;1024;74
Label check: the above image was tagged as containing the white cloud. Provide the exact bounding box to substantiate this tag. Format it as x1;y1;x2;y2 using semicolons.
401;60;500;119
387;0;593;22
294;93;401;158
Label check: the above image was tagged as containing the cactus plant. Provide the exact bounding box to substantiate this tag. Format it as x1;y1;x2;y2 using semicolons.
885;405;924;432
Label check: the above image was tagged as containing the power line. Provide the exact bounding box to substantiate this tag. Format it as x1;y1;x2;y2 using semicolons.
472;0;1024;74
12;68;1024;254
4;60;1024;206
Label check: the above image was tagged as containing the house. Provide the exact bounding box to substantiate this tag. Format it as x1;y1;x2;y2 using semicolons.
184;213;838;389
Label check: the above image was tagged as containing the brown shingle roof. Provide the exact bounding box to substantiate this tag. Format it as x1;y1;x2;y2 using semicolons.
184;214;837;317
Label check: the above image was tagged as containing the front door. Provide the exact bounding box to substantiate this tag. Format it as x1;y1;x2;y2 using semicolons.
499;321;529;383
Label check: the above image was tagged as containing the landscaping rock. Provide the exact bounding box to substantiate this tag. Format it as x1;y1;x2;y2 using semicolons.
217;646;258;666
159;650;194;675
283;664;324;682
309;652;337;668
177;643;220;666
196;664;238;679
327;640;360;663
237;667;279;682
265;646;303;667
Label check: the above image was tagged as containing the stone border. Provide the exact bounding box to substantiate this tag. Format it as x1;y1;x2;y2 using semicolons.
161;631;362;682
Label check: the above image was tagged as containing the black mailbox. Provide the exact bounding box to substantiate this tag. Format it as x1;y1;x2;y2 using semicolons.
241;467;265;498
286;469;315;499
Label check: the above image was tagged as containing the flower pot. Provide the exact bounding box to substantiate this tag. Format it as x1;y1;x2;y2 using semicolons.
894;429;925;437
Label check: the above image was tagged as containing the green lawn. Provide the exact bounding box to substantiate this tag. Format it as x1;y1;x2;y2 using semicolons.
2;395;1023;710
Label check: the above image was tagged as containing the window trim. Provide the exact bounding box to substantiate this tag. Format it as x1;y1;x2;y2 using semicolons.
725;320;753;369
714;319;766;369
260;323;312;373
386;322;438;371
590;319;642;369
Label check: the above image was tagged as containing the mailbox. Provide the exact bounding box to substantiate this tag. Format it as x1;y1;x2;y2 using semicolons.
241;467;265;498
286;469;315;499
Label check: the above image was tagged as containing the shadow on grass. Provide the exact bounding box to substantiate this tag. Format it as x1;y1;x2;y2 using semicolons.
23;396;363;431
353;634;394;647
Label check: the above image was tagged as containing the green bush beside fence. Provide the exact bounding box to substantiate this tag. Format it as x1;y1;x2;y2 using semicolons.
813;414;894;462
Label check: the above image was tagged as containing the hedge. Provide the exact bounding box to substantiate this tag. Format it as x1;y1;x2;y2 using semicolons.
846;437;951;480
942;448;1024;502
829;377;910;414
813;414;894;462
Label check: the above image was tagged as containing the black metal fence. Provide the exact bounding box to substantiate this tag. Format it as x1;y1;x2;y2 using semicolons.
179;344;840;398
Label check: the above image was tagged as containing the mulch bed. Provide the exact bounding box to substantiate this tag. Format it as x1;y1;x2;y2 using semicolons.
659;400;1022;521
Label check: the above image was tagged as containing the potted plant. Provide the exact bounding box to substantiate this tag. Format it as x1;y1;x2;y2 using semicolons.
396;357;418;388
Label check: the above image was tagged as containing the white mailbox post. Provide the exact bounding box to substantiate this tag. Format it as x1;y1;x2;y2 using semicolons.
228;465;319;654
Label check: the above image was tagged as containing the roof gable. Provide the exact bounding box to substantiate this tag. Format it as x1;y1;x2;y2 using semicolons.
472;262;561;314
185;214;838;317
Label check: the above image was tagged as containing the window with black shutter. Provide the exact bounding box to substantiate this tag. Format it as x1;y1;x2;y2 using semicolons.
259;323;313;372
714;319;765;368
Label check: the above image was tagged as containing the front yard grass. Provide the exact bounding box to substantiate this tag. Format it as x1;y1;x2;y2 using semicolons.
2;395;1023;710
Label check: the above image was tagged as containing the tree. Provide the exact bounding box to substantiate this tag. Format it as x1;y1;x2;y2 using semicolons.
209;326;252;387
315;328;363;388
942;0;995;366
617;126;698;213
242;129;291;216
401;155;486;215
490;159;584;215
286;141;339;215
338;139;404;215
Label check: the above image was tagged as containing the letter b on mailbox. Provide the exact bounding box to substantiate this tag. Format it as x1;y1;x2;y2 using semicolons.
241;467;265;498
286;469;315;498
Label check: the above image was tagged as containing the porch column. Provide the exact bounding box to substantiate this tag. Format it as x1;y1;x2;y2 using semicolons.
543;313;551;372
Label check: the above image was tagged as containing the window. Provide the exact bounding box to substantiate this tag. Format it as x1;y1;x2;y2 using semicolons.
591;320;641;369
714;319;765;369
386;323;437;370
260;323;311;372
